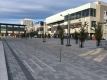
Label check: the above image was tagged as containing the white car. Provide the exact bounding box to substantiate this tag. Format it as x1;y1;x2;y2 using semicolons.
34;35;37;38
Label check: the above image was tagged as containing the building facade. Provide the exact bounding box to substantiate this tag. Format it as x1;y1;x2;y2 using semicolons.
0;23;25;37
20;18;35;27
46;1;107;39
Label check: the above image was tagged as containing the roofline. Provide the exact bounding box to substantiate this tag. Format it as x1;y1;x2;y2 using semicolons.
0;23;26;26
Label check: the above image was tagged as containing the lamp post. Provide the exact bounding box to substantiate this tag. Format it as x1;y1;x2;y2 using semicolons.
43;22;46;42
66;14;71;46
60;14;71;46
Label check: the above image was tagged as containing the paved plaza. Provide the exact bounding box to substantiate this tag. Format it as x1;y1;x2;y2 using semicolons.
2;38;107;80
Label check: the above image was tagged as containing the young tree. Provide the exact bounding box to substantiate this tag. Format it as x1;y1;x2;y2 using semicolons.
59;28;65;45
74;30;79;44
91;22;103;47
78;22;88;48
48;33;51;38
30;32;34;38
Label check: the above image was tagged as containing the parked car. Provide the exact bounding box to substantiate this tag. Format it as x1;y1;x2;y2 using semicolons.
34;35;37;38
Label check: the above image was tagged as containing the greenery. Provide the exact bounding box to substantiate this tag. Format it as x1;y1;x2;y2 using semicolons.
48;33;51;38
59;28;64;39
78;22;88;48
30;32;34;38
59;28;65;45
74;30;79;44
91;22;103;47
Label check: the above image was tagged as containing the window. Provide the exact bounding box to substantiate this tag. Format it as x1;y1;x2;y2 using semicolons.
14;27;19;31
7;25;13;31
90;8;96;17
19;28;24;31
76;11;81;19
1;25;6;31
20;26;24;28
7;27;13;31
48;28;51;31
64;15;68;21
70;13;76;20
40;27;43;31
8;25;12;27
64;8;96;21
82;9;90;17
91;21;96;27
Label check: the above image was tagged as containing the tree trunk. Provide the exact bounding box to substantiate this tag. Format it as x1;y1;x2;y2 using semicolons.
97;40;100;47
80;41;83;48
75;39;78;44
61;39;64;45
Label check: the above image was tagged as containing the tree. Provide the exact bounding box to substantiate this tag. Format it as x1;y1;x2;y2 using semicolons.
74;30;79;44
21;33;25;38
48;33;51;38
30;32;34;38
91;22;103;47
78;22;88;48
59;28;65;45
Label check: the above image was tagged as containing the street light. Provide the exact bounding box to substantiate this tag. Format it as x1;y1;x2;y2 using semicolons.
66;14;71;46
43;22;46;42
60;14;71;46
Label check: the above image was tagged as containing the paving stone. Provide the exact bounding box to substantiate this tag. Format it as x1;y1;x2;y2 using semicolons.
3;38;107;80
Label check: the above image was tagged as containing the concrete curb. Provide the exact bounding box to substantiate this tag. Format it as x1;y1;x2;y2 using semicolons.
0;41;8;80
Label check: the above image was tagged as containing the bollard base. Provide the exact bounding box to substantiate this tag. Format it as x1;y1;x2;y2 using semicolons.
66;44;71;46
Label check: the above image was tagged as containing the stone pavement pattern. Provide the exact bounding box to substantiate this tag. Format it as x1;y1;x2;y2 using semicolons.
2;38;107;80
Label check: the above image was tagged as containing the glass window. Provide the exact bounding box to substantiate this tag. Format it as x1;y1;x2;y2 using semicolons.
8;25;12;27
7;25;13;31
40;27;43;31
48;28;51;31
14;27;19;31
76;11;81;19
106;11;107;16
1;25;6;31
82;9;90;17
91;21;96;27
64;15;68;21
7;27;13;31
14;26;18;27
20;26;24;28
90;8;96;17
19;28;24;31
70;13;76;20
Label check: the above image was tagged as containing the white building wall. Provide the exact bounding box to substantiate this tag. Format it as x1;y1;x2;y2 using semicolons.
46;3;96;24
20;18;35;27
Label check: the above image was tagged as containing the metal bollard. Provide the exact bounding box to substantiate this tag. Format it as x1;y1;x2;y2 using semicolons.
35;43;36;51
59;49;62;62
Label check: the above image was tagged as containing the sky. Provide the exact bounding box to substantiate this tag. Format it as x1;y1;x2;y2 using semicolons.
0;0;107;24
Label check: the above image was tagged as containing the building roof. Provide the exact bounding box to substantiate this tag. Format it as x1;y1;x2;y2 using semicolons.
0;23;26;26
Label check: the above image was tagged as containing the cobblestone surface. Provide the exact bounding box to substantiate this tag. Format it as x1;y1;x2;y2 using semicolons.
3;41;27;80
3;38;107;80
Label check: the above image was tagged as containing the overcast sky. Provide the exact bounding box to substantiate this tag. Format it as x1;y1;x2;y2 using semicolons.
0;0;107;24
